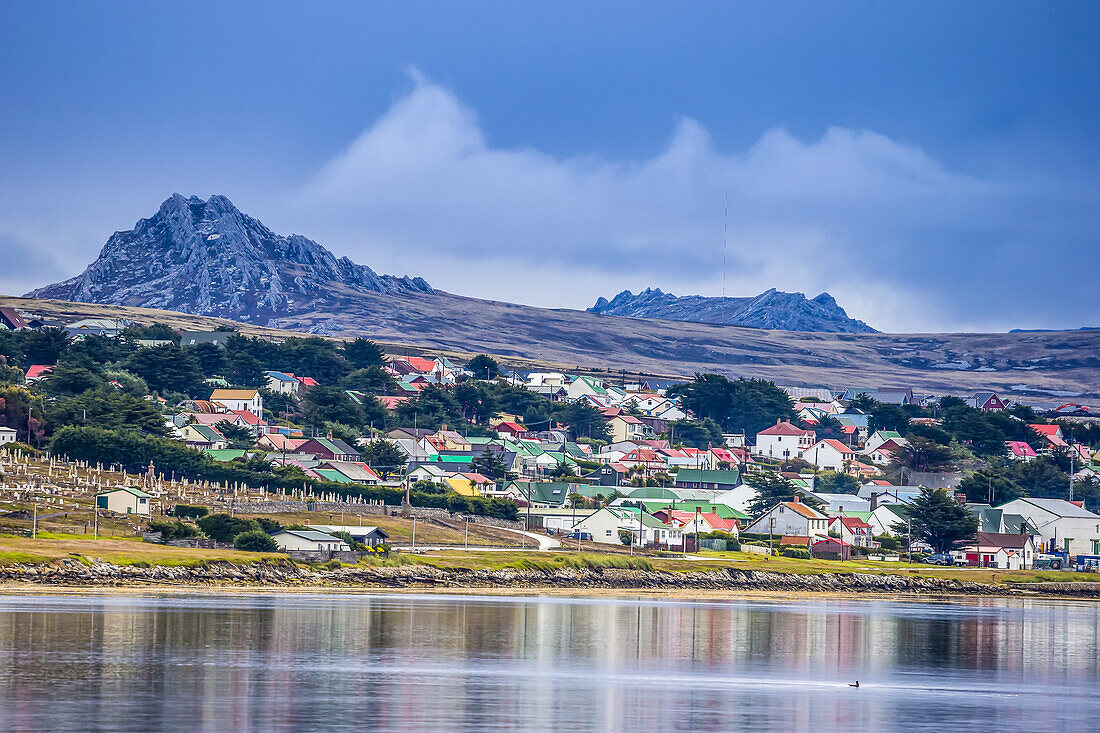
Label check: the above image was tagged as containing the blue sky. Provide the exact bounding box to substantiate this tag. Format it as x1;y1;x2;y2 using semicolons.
1;1;1097;332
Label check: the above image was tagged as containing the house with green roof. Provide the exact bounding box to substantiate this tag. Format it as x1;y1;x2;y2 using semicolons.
674;468;741;492
95;487;152;515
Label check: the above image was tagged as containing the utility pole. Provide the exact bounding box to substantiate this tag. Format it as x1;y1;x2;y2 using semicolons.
1069;446;1076;501
32;505;37;539
907;517;912;564
411;517;416;551
464;518;469;550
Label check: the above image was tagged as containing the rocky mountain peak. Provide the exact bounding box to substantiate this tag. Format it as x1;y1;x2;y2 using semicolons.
587;287;876;333
27;194;432;325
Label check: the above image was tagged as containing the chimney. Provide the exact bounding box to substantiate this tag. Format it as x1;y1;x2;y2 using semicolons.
791;495;800;503
441;423;447;432
870;492;879;511
777;419;782;425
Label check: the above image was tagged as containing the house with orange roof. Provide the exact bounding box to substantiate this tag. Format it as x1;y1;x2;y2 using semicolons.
743;498;829;539
803;438;858;471
209;388;263;416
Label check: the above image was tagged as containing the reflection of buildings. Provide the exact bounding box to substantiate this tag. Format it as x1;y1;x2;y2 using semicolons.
2;594;1100;729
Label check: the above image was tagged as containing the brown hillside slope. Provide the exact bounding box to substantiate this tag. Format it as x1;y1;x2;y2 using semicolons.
4;294;1098;402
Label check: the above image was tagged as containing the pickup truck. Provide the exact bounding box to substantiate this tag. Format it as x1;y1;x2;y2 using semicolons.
1035;554;1065;570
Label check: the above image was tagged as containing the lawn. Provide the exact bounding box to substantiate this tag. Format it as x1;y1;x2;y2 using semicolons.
0;537;282;567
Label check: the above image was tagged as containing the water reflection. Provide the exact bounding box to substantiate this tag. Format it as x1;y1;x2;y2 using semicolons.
0;593;1097;731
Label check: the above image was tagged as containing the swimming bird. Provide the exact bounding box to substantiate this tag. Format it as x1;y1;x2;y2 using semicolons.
850;681;860;688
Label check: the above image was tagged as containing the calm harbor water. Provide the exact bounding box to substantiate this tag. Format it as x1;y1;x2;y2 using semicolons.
0;592;1097;732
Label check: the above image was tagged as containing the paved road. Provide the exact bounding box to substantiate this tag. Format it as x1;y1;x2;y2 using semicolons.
495;526;561;551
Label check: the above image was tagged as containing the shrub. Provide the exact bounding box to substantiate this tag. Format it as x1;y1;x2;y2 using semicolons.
172;504;208;520
234;530;278;552
780;547;811;559
875;534;899;551
331;531;367;551
146;519;200;542
196;514;257;543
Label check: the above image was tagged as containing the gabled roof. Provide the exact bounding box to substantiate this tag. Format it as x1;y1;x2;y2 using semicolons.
1006;441;1037;458
97;486;152;499
758;421;811;437
210;388;259;400
781;501;828;519
974;532;1032;550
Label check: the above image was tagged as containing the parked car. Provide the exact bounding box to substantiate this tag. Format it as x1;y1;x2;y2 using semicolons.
923;552;960;566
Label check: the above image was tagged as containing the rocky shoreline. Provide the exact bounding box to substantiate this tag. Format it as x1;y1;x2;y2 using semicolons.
2;558;1097;597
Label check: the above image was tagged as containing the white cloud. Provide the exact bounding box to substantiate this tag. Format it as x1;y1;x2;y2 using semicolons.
281;74;1078;332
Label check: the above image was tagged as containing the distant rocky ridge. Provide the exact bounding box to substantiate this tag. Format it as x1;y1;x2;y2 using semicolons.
27;194;432;323
588;288;876;333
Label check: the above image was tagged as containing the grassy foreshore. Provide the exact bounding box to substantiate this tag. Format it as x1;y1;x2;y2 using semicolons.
2;536;1099;598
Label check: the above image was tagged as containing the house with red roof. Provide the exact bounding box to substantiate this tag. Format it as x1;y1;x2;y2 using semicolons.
1029;424;1068;450
1006;440;1038;461
24;364;53;383
755;420;816;461
493;421;529;439
658;510;740;537
828;515;877;547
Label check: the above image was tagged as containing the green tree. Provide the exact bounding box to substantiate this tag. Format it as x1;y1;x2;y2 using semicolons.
191;342;228;377
466;354;500;379
234;530;279;552
814;470;860;494
301;385;363;427
40;356;105;396
146;519;200;542
214;420;256;449
892;435;954;471
341;338;386;369
361;438;407;479
18;327;70;366
669;374;796;435
745;471;823;516
0;385;46;443
454;381;498;425
668;418;724;448
339;367;397;395
565;402;611;441
957;467;1025;505
196;514;257;543
471;450;508;480
892;487;978;552
125;345;207;397
48;388;169;436
393;385;463;431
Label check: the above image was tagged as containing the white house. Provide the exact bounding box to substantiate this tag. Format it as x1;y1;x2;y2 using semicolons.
95;487;151;516
570;507;631;545
270;529;351;552
609;415;655;443
712;484;759;516
743;499;829;539
803;439;857;471
0;426;16;445
828;515;876;547
209;389;263;416
962;532;1035;569
264;371;301;396
755;421;816;461
995;498;1100;556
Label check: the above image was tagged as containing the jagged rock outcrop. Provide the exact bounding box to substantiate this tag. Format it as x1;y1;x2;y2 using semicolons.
589;287;876;333
27;194;432;325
